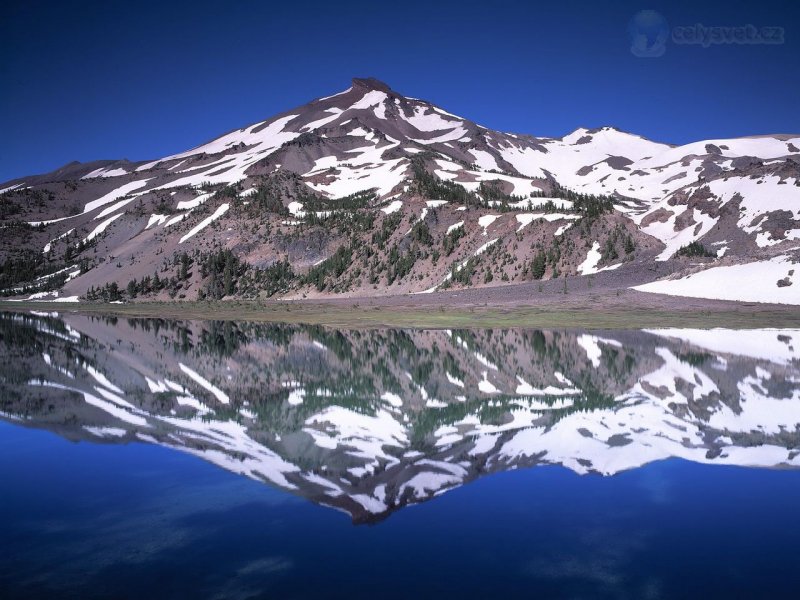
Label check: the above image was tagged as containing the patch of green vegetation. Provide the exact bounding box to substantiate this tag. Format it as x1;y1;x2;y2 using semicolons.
200;249;245;299
523;251;547;280
85;282;123;302
239;259;296;298
536;183;617;219
387;244;419;284
410;156;482;207
0;249;75;297
248;180;291;217
675;241;715;258
301;245;353;291
0;196;22;218
599;224;635;262
448;255;479;286
371;211;403;247
410;221;433;246
5;297;799;331
302;189;377;212
677;351;713;367
304;209;375;232
442;225;466;256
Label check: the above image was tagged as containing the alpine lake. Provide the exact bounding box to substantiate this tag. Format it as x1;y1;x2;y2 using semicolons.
1;309;799;599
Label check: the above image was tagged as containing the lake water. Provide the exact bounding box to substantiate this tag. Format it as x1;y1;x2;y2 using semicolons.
1;311;799;599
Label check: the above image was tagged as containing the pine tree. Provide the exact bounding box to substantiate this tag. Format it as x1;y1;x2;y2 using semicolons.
530;252;546;280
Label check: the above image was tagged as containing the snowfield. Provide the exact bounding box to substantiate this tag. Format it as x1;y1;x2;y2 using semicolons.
577;241;602;274
633;256;800;305
83;213;122;243
82;179;151;215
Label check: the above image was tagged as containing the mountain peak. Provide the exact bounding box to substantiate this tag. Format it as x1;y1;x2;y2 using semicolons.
4;78;800;309
351;77;393;93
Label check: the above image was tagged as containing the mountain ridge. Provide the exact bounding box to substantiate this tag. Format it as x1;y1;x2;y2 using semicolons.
1;78;798;304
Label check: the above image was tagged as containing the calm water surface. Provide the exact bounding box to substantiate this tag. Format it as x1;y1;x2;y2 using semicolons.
1;312;799;599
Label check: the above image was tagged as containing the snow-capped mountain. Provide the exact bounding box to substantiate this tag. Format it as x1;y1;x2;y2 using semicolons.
1;78;798;303
2;312;799;523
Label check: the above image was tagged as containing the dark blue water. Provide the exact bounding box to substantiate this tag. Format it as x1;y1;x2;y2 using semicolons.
2;420;799;600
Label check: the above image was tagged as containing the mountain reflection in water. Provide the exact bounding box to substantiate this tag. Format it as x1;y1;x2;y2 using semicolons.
1;311;798;523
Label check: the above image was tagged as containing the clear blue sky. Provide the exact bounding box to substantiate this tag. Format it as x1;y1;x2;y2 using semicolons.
1;0;798;182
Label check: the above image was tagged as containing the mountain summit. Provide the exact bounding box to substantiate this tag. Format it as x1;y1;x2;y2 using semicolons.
0;79;798;304
351;77;395;93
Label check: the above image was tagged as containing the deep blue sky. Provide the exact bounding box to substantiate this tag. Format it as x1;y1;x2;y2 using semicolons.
1;0;798;182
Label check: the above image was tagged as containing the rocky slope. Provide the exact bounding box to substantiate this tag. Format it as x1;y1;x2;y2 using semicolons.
1;78;798;304
2;312;799;523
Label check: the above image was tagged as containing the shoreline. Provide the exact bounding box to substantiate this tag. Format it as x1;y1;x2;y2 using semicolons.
2;286;799;329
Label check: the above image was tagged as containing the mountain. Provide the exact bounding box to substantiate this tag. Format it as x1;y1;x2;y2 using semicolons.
1;77;799;304
2;312;798;523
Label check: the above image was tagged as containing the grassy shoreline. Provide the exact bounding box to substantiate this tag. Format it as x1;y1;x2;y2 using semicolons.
2;299;799;329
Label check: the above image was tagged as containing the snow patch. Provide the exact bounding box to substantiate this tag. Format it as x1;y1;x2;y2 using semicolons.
179;203;230;244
